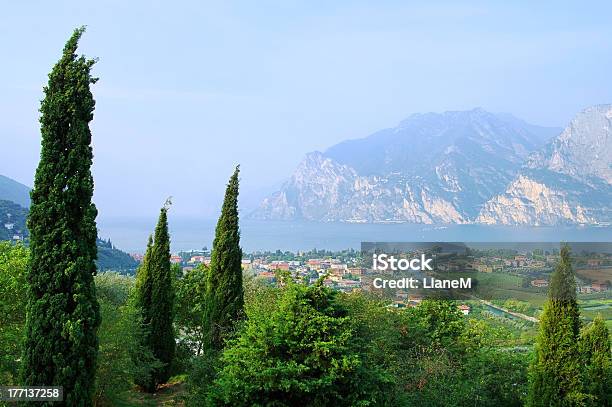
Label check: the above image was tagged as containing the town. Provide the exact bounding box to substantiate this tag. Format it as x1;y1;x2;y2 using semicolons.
129;245;612;314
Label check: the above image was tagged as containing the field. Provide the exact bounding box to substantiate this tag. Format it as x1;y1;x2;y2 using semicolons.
452;271;548;306
453;272;612;335
576;267;612;282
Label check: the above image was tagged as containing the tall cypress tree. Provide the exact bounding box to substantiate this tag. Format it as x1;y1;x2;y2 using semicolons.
579;314;612;406
135;205;175;391
21;27;101;404
204;166;243;349
527;245;585;406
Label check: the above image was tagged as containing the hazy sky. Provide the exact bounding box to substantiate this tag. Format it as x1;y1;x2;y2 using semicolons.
1;1;611;220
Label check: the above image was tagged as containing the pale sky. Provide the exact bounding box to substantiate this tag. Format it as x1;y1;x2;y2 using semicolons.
1;1;611;220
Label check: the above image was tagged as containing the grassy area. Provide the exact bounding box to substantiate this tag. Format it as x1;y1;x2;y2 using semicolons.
578;296;612;322
453;271;548;306
459;272;612;333
468;302;538;345
576;267;612;281
484;288;547;306
121;376;186;406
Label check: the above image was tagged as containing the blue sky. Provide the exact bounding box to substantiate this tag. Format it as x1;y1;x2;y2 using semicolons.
1;1;611;219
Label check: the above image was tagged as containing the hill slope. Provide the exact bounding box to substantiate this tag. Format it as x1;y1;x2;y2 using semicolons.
0;175;31;208
0;199;139;273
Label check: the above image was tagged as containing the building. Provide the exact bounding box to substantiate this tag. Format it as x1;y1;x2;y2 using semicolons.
269;261;289;271
170;255;182;264
346;267;364;276
189;255;206;263
475;263;493;273
531;279;549;288
591;281;609;292
458;304;471;315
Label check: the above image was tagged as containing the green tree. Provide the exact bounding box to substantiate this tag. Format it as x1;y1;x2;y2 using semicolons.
21;27;101;405
204;166;243;349
94;272;161;406
134;205;176;391
579;314;611;406
209;278;373;406
411;299;465;349
0;242;28;384
528;245;586;406
175;264;209;355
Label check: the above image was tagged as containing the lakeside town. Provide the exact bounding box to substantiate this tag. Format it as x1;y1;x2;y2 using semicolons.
129;246;612;312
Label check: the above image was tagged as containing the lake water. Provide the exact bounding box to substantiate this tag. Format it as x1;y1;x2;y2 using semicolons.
97;217;612;254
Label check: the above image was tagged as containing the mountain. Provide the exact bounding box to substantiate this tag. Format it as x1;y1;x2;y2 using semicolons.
477;105;612;225
252;108;562;223
0;175;31;208
96;238;140;275
0;195;139;273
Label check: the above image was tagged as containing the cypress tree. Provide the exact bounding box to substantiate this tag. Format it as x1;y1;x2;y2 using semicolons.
527;245;585;406
135;205;175;391
21;27;101;404
579;314;611;406
204;166;243;349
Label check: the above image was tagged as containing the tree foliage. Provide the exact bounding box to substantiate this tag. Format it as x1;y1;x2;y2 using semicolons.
94;272;161;406
528;245;586;406
175;264;209;356
209;278;375;406
21;26;101;405
134;207;176;391
204;166;243;349
0;242;28;384
579;314;612;406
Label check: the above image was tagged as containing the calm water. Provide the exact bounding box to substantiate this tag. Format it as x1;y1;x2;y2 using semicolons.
97;217;612;254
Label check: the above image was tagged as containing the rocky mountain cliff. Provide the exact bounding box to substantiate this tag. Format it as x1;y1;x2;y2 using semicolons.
252;108;578;224
477;105;612;225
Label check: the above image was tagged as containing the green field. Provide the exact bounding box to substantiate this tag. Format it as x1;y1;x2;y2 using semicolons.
452;271;548;306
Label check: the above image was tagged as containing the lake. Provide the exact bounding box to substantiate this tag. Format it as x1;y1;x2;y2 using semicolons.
97;217;612;253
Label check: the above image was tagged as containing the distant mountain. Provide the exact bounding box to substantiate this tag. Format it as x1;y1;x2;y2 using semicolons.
0;175;31;208
252;108;563;223
0;194;139;273
477;105;612;225
96;238;140;275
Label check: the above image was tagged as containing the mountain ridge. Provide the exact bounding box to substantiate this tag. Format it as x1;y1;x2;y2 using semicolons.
252;106;610;225
0;175;31;208
476;104;612;225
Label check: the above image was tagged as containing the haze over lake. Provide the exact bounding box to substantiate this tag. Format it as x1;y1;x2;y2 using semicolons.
97;217;612;253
